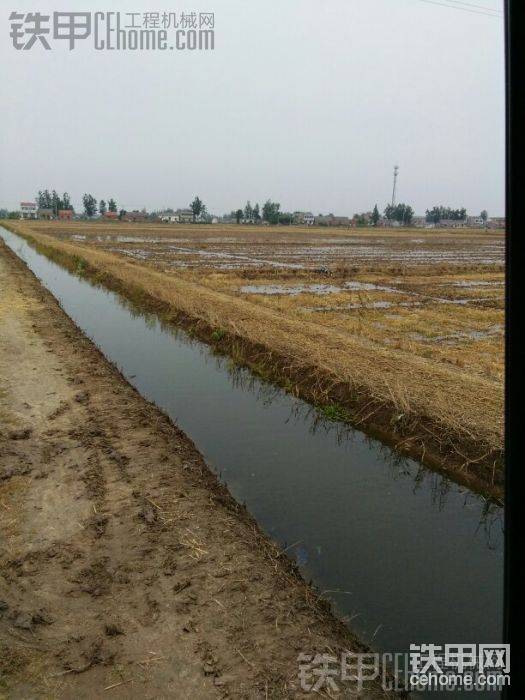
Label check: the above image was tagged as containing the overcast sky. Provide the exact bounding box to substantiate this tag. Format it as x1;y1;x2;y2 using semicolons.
0;0;505;216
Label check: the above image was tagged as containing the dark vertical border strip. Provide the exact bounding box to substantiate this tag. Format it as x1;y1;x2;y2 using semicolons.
504;1;524;696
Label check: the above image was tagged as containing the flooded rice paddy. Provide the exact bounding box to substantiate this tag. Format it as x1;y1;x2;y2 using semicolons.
53;224;505;270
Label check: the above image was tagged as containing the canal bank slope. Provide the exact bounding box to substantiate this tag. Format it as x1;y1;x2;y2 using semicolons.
0;242;391;698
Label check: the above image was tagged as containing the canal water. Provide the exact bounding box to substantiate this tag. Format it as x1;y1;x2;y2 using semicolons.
1;227;504;692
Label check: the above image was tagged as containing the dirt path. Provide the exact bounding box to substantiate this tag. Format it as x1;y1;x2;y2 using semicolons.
0;242;391;698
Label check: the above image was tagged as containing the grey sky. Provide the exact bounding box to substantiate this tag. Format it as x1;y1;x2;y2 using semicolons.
1;0;505;216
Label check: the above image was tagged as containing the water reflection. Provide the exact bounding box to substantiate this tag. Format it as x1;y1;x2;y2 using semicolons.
214;360;503;543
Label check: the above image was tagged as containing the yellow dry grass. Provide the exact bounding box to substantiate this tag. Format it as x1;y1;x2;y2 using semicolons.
205;273;504;384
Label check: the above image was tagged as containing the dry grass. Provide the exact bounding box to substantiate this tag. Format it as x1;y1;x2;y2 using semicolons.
3;220;505;493
207;272;504;384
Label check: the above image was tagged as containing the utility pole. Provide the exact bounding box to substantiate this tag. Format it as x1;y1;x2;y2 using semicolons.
391;165;399;207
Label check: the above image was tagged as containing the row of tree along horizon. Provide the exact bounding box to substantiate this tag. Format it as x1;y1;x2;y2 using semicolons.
3;189;489;226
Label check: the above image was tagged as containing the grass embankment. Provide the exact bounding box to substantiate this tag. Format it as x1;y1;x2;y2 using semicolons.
2;221;504;500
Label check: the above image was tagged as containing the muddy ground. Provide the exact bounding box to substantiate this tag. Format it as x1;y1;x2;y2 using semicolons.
0;242;395;698
36;220;505;270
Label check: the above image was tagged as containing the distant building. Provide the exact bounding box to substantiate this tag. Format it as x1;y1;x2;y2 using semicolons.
411;216;427;228
175;208;194;223
103;211;119;220
352;212;373;226
314;214;351;227
159;212;178;223
37;208;53;220
58;209;73;220
293;211;315;226
467;216;485;227
379;219;402;227
122;210;148;222
487;217;506;229
20;202;37;219
438;219;467;229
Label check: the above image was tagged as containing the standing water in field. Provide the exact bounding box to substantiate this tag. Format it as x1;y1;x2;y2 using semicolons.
1;228;503;691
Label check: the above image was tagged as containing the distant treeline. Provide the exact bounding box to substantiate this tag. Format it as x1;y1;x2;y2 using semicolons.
2;191;490;227
36;189;74;215
227;201;412;226
36;190;118;218
426;206;467;223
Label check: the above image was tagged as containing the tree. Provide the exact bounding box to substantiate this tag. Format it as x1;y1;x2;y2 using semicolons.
119;209;127;220
51;190;61;216
108;198;117;212
384;204;395;221
398;204;413;225
262;199;280;225
278;212;293;225
425;206;441;224
385;203;413;225
82;194;97;218
62;192;73;210
36;189;73;212
244;201;253;222
235;209;243;224
190;196;204;223
426;206;466;223
480;210;488;224
371;204;380;226
37;189;52;209
253;203;261;222
99;199;107;215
